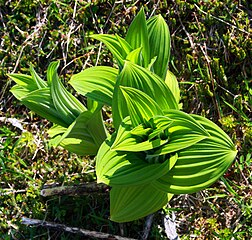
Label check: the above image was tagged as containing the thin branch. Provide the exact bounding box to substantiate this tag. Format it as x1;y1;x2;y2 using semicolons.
194;4;250;35
40;183;109;197
142;214;154;240
149;0;161;18
22;217;136;240
175;9;196;51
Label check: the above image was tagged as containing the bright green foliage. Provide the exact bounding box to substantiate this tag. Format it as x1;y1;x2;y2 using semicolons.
147;14;171;79
110;185;173;223
165;70;180;104
96;109;236;221
126;7;150;67
69;66;118;106
9;7;237;224
91;34;132;69
9;62;107;156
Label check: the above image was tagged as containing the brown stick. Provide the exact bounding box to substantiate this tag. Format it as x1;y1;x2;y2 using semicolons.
22;217;136;240
40;183;109;197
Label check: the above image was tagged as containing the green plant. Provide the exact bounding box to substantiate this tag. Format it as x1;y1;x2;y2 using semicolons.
9;8;237;223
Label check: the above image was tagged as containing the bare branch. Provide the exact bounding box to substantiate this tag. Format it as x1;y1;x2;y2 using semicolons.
142;214;154;240
22;217;136;240
40;182;109;197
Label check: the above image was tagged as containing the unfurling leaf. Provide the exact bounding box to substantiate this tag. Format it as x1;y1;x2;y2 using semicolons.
91;34;132;69
112;61;178;128
126;7;150;67
21;88;68;127
147;14;171;79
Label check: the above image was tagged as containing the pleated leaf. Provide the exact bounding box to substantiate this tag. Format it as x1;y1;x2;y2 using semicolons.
54;110;107;156
8;73;37;96
96;135;177;186
125;7;150;67
10;85;31;100
69;66;118;106
118;86;163;127
29;65;47;88
165;70;180;103
110;184;173;222
191;114;235;149
91;34;132;69
164;109;209;136
153;138;237;194
48;61;86;125
48;124;67;147
147;14;170;79
148;110;210;157
112;61;178;128
21;88;68;127
126;47;143;66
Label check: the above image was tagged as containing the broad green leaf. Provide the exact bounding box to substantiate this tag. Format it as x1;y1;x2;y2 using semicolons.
110;184;173;222
125;7;150;67
112;61;179;128
147;115;173;140
147;14;171;79
69;66;118;106
165;70;180;103
48;124;66;138
8;73;37;92
48;61;86;125
191;114;235;149
29;65;47;88
55;110;107;156
147;110;210;157
46;61;58;85
115;34;132;56
96;135;177;186
48;124;67;147
126;47;143;66
118;86;163;127
164;109;209;136
21;88;68;127
147;133;208;158
146;110;210;157
10;85;31;100
153;138;237;194
59;137;98;156
91;34;132;69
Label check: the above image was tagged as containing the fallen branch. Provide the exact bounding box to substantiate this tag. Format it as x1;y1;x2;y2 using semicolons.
40;182;109;197
22;217;136;240
142;214;154;240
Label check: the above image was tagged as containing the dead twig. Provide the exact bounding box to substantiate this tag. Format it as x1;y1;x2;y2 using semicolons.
22;217;136;240
40;182;109;197
142;214;154;240
175;8;196;51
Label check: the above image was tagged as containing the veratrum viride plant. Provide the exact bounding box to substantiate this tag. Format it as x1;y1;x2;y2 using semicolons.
9;8;237;223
